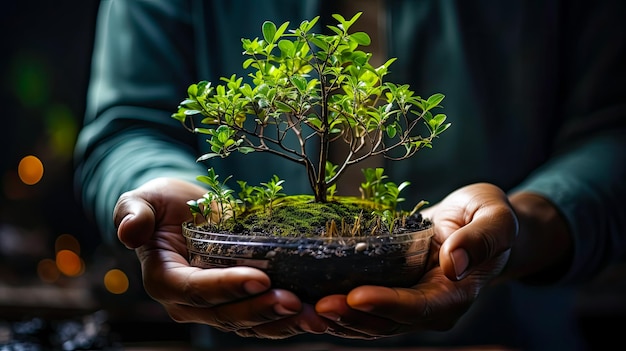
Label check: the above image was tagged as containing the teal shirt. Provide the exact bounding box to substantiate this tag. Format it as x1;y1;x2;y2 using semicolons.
76;0;626;287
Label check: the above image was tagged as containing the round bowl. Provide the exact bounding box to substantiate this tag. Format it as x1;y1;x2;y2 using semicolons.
182;223;434;303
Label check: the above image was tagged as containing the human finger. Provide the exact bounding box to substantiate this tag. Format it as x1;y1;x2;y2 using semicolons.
114;194;156;248
141;262;272;308
438;198;517;281
233;303;329;338
164;288;303;331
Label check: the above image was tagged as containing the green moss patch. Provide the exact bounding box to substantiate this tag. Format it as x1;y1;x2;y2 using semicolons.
234;196;379;237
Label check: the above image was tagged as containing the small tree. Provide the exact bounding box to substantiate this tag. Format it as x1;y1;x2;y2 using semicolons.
172;12;450;203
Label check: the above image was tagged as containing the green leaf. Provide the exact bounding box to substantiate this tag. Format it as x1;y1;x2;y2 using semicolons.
432;113;447;125
306;116;323;129
197;81;210;94
171;110;186;122
426;93;445;109
262;21;277;44
350;32;371;46
274;21;290;42
299;16;319;33
238;146;255;154
196;175;213;185
332;12;362;32
278;39;295;56
290;75;307;92
187;84;198;98
242;58;255;69
196;153;221;162
184;109;201;115
239;84;254;97
309;35;329;51
427;113;446;132
274;100;293;113
435;122;451;135
331;14;347;27
194;128;214;134
422;111;433;123
350;51;368;66
327;25;344;36
217;131;230;143
186;200;199;210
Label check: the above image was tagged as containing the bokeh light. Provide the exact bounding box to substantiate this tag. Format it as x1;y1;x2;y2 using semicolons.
104;269;129;295
55;233;80;255
9;53;51;109
45;104;77;157
37;258;60;283
56;249;83;277
18;155;44;185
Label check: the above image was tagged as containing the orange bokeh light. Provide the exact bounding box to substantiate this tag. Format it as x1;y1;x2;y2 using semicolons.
18;155;44;185
56;249;83;276
104;269;129;294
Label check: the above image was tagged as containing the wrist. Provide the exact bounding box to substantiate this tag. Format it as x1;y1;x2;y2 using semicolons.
499;192;573;284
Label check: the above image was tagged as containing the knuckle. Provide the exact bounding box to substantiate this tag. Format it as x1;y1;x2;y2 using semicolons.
212;311;245;332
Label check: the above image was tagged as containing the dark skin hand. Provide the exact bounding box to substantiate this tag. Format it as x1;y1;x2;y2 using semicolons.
114;179;570;340
315;183;571;339
315;182;518;338
113;177;329;339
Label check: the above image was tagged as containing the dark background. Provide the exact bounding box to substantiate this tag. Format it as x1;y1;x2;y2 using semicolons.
0;1;624;349
0;1;191;347
1;0;99;254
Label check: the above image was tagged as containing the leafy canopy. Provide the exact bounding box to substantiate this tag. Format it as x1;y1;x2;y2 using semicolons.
172;12;450;203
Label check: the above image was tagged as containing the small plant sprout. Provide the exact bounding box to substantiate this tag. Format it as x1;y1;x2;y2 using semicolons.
191;168;238;229
236;180;260;210
375;209;398;235
259;175;286;215
172;12;450;204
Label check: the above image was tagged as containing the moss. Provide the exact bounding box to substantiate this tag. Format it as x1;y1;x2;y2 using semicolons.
232;196;381;237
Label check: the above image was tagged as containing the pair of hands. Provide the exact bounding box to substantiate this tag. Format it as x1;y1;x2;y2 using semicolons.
113;178;519;340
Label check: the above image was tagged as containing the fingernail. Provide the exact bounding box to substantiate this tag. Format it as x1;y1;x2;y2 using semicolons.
274;304;299;316
118;214;133;228
243;280;268;295
118;215;135;250
302;320;329;334
450;248;469;280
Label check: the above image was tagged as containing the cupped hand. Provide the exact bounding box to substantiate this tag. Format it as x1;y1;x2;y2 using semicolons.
113;177;329;338
315;182;518;339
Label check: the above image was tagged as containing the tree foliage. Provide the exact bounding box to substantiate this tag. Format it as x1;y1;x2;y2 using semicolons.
173;12;450;203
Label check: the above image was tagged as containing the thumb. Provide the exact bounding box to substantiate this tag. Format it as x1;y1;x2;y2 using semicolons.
113;192;156;249
438;204;518;281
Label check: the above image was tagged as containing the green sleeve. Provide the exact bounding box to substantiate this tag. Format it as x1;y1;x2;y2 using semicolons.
512;0;626;283
385;0;626;284
74;0;205;244
514;133;626;283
